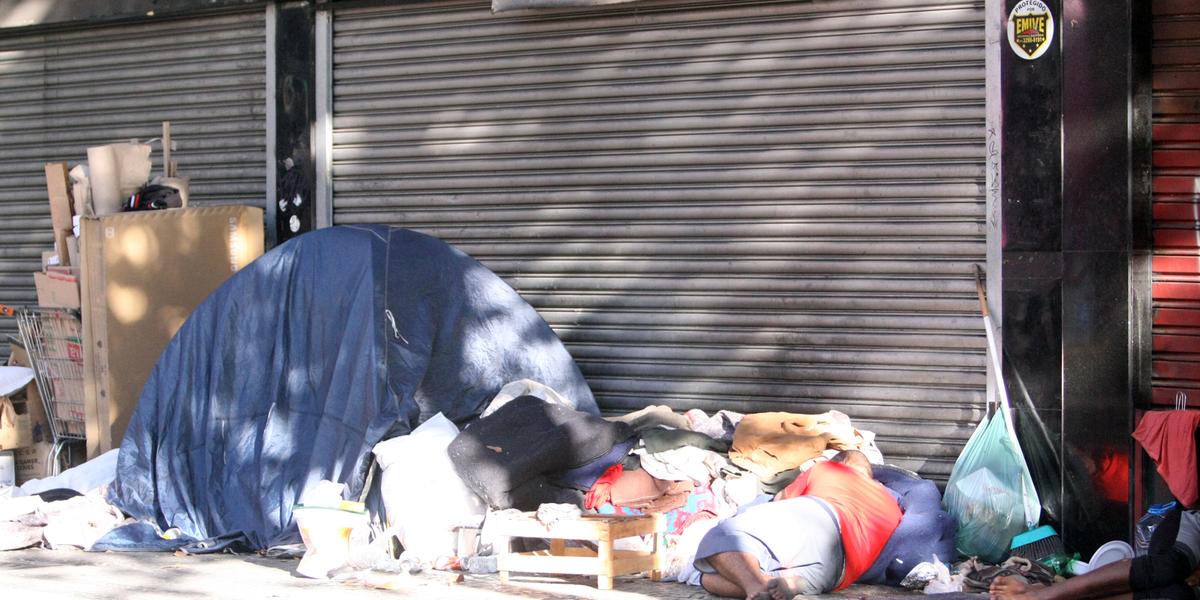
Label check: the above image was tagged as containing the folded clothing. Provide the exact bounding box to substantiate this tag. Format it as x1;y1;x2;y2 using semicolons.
600;485;719;534
553;437;637;491
685;409;744;443
729;410;865;479
609;467;694;512
635;445;730;485
639;428;730;454
609;405;692;432
448;396;635;510
611;467;673;506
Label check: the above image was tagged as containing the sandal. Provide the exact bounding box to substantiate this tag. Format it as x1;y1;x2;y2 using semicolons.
1002;556;1059;586
963;565;1028;590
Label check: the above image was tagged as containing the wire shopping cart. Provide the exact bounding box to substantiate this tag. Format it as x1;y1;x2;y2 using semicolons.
13;306;86;476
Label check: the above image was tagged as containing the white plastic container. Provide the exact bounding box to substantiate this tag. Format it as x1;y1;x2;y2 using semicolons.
0;451;14;487
293;503;368;579
1068;540;1134;575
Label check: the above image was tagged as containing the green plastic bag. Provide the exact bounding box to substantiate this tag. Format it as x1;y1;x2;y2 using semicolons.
942;402;1041;563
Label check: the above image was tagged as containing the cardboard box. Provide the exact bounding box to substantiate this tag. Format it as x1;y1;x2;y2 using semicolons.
14;442;54;484
33;271;79;308
45;163;74;232
0;396;32;449
81;206;264;458
1;345;51;451
54;229;73;267
65;234;80;268
33;270;80;309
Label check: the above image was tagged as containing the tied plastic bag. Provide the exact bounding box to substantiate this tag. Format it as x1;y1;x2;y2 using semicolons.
901;555;962;594
372;413;486;563
942;403;1040;563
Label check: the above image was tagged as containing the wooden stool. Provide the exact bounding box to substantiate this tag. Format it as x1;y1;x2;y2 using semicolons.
492;512;666;590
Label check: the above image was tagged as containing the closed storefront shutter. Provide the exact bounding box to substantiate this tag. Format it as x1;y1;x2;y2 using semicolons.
330;0;986;480
1151;0;1200;407
0;9;267;359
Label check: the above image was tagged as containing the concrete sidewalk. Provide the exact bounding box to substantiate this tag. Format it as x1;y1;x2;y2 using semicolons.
0;548;984;600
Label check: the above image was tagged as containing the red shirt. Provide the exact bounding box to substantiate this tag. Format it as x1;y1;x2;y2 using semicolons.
775;461;902;590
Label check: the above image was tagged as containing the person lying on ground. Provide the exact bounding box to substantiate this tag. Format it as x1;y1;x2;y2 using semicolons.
691;449;902;600
990;501;1200;600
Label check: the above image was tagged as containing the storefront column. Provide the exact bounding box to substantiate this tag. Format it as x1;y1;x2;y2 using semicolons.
997;0;1138;554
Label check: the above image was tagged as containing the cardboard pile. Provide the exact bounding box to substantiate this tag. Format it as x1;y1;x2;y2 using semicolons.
33;163;81;309
0;342;57;485
25;126;265;461
34;123;188;310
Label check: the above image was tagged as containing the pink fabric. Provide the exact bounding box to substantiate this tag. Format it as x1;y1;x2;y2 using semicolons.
1133;410;1200;507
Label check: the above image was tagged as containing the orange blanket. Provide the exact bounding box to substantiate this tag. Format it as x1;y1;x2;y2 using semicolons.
729;410;867;479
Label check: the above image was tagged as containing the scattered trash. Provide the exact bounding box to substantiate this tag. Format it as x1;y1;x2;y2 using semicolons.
901;555;962;594
465;554;498;574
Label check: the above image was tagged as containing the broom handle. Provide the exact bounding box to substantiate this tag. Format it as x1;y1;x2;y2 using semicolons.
974;263;991;319
975;265;1014;418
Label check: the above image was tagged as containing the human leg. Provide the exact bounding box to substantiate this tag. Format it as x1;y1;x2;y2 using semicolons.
700;551;771;600
762;497;844;597
989;560;1134;600
694;500;797;598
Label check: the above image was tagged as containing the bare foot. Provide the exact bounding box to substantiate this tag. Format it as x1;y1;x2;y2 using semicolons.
757;575;814;600
742;581;770;600
990;575;1038;600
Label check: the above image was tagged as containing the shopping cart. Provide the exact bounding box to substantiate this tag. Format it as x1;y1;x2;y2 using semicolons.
12;306;86;476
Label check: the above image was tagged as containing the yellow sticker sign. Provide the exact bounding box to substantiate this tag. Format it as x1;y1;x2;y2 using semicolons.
1008;0;1054;60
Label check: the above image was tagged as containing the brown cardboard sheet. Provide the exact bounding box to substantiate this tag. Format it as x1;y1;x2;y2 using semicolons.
80;206;264;458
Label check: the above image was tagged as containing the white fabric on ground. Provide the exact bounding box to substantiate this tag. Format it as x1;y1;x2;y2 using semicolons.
39;494;125;549
0;492;124;550
480;379;574;418
633;446;730;486
19;449;120;496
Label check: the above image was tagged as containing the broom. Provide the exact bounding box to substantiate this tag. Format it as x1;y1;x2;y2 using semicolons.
973;265;1063;562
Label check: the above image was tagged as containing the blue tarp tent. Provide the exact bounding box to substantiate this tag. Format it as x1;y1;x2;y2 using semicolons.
105;225;596;550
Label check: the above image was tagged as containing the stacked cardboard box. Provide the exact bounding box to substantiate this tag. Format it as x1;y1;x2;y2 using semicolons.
33;163;81;309
27;153;266;460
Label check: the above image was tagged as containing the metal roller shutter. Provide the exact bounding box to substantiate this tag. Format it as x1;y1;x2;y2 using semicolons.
330;0;986;480
1151;0;1200;407
0;10;267;360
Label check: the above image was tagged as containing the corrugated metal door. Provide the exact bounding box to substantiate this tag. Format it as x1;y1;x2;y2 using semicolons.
1151;0;1200;407
0;10;267;359
330;0;987;480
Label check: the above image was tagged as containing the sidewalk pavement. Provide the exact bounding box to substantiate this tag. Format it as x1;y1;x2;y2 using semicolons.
0;548;986;600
